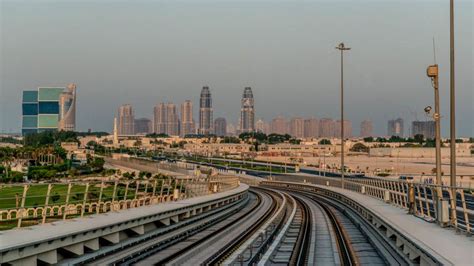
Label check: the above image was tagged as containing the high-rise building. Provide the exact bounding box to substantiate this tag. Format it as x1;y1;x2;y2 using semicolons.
214;117;227;136
153;103;179;136
335;120;353;138
166;103;180;136
304;117;319;138
58;83;77;131
153;103;167;134
180;100;195;136
134;118;152;135
412;121;435;139
240;87;255;133
319;118;335;138
271;116;288;135
387;118;404;137
256;119;270;134
22;86;77;135
227;123;236;136
199;86;213;135
289;117;305;138
118;104;134;135
360;120;373;137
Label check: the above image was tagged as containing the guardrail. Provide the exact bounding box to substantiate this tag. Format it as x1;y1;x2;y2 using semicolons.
270;174;473;234
0;175;240;229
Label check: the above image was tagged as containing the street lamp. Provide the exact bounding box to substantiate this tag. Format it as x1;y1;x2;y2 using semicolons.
336;42;351;189
426;64;441;187
449;0;456;225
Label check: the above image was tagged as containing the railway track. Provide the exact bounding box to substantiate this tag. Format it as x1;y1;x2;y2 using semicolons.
76;184;410;266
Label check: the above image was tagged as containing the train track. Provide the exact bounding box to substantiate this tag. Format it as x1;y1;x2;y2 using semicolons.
76;183;409;266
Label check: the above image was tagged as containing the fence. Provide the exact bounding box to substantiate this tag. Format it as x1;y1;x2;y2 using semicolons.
0;175;239;229
272;174;473;234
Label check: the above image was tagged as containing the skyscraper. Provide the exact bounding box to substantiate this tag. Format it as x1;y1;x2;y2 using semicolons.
387;118;404;137
180;100;195;136
153;103;180;136
199;86;213;135
58;83;77;131
118;104;134;135
153;103;167;134
256;119;270;134
166;103;180;136
319;118;335;138
22;85;77;135
134;118;152;135
271;116;288;135
412;121;435;139
240;87;255;133
226;123;236;136
304;117;319;138
360;120;373;137
335;120;353;138
214;117;227;136
289;117;305;138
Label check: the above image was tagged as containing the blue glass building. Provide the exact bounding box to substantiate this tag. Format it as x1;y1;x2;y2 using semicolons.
22;87;66;135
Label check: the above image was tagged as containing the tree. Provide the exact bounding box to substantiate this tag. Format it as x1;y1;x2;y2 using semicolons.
350;143;369;153
319;139;331;145
289;139;301;145
414;134;424;145
363;137;374;142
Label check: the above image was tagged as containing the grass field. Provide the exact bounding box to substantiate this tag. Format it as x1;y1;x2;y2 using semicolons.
0;182;173;210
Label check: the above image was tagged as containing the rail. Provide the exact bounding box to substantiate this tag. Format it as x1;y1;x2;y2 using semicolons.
271;174;473;234
0;175;240;229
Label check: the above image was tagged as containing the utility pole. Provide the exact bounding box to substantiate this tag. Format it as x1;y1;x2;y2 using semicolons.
426;65;442;187
449;0;457;225
336;43;351;189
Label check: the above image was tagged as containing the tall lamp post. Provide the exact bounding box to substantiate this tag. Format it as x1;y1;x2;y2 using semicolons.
449;0;456;225
336;43;351;189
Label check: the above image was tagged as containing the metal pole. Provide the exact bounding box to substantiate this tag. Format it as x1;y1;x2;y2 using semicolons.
336;43;350;189
449;0;457;225
341;48;344;189
434;74;442;187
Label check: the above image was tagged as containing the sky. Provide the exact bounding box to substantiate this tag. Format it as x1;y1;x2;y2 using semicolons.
0;0;472;137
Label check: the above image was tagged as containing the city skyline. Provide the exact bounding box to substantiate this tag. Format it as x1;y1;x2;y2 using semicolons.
1;1;472;137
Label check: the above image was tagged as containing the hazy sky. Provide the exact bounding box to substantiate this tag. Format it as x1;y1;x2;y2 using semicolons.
1;0;472;136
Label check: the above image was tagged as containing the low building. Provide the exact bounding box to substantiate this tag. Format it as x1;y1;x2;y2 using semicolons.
183;143;252;156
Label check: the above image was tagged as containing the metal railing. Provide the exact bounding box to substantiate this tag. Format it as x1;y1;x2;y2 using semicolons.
271;174;473;234
0;175;240;229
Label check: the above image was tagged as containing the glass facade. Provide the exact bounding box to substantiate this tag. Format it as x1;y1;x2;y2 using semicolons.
22;128;38;135
38;114;59;128
38;88;64;101
22;116;38;128
23;91;38;102
22;103;39;115
39;101;59;114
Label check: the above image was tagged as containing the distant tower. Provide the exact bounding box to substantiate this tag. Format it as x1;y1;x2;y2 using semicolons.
319;118;336;138
166;103;179;136
181;100;195;136
153;103;167;134
199;86;213;135
360;120;373;137
387;118;404;137
289;117;305;138
214;117;227;136
271;116;288;135
240;87;255;133
113;117;118;145
58;83;77;131
304;117;319;138
118;104;134;135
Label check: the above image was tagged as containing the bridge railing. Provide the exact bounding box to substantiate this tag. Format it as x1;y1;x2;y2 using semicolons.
0;175;240;229
271;174;472;234
345;178;472;233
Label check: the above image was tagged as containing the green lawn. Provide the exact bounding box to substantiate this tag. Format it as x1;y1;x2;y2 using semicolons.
0;183;165;210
